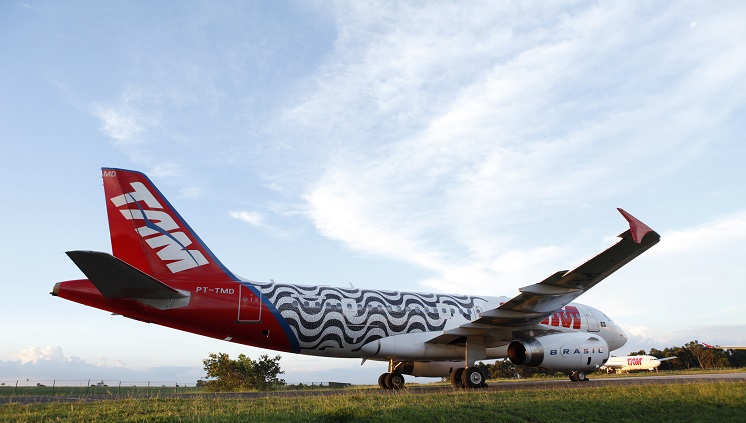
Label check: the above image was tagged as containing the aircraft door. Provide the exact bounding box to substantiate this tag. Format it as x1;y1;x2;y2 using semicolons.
237;284;262;323
577;305;599;332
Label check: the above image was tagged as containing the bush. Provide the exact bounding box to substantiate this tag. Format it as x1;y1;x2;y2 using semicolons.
202;352;285;391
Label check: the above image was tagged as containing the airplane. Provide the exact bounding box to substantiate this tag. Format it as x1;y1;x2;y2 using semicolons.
52;168;660;389
600;355;677;373
703;343;746;350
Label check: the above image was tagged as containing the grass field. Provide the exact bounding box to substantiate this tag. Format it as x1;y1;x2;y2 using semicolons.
2;381;745;422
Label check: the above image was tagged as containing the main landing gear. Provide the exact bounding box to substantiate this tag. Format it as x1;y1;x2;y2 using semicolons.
378;372;406;389
569;371;589;382
449;366;487;389
378;361;406;390
377;336;490;390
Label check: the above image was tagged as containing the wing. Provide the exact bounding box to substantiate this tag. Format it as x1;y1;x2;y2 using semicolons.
66;250;188;301
658;357;678;362
707;345;746;350
428;209;659;344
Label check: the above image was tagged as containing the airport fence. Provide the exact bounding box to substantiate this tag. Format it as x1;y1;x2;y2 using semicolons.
0;379;195;396
0;379;355;396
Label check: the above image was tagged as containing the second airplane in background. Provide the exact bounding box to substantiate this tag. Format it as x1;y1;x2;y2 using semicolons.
600;355;677;373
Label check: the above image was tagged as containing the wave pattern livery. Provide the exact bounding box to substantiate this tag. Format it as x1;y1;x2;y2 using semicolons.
253;282;484;352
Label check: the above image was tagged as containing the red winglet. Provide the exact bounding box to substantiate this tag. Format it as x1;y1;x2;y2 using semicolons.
617;208;653;244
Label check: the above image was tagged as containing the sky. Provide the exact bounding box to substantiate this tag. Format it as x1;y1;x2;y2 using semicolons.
1;0;745;386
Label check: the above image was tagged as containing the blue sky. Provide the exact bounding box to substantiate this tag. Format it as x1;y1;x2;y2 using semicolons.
1;1;745;385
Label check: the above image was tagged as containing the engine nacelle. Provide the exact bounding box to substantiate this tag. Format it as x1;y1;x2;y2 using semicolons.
508;332;609;371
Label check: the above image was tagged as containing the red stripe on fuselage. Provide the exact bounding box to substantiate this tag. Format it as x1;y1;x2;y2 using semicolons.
540;305;581;329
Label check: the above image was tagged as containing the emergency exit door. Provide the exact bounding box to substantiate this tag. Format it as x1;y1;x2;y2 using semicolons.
237;284;262;323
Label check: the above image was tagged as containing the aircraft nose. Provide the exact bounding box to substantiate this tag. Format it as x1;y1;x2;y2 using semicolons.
612;326;628;350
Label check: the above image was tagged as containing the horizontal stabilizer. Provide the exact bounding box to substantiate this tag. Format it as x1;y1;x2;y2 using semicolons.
66;250;188;300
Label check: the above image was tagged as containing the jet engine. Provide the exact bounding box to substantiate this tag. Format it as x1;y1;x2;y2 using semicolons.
508;332;609;371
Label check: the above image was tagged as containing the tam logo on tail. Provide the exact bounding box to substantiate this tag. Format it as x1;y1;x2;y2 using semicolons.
110;181;209;273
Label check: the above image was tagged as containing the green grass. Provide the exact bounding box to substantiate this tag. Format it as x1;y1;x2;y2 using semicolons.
2;381;745;422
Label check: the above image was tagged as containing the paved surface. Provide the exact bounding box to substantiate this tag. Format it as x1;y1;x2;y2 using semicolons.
2;372;744;404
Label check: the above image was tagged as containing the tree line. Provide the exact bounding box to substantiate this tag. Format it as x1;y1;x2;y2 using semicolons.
198;340;746;390
633;340;746;370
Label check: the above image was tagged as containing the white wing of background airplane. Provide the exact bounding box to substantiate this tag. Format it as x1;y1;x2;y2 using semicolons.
704;343;746;350
428;208;660;345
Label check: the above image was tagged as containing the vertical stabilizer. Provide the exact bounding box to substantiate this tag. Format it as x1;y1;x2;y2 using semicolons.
102;168;236;282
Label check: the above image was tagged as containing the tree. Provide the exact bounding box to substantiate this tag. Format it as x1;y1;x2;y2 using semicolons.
489;359;517;379
685;341;729;369
725;349;746;368
202;352;285;391
476;361;492;379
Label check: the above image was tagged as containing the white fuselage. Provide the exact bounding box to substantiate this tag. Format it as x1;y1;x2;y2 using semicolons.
602;355;665;372
250;280;627;361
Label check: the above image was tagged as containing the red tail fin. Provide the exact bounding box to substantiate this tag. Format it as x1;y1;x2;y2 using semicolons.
102;168;235;282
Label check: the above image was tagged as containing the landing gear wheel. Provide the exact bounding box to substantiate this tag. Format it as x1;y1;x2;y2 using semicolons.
385;372;405;390
569;371;588;382
462;367;486;388
379;372;390;389
450;368;465;389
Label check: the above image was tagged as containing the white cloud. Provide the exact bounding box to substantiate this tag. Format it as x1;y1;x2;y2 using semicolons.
229;210;264;226
654;211;746;255
621;325;746;355
291;2;746;301
0;346;201;384
229;210;297;239
94;105;144;145
14;346;81;364
149;162;183;178
178;185;205;200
